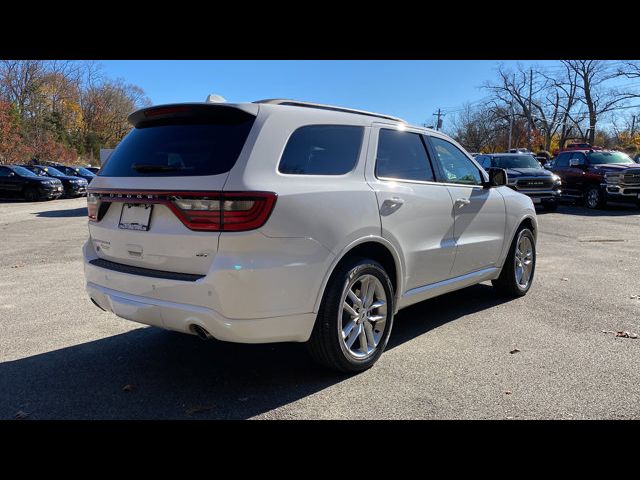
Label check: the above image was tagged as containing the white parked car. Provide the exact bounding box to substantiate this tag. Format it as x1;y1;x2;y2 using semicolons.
83;99;537;372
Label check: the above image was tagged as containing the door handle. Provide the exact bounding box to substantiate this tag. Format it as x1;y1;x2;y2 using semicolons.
455;198;471;207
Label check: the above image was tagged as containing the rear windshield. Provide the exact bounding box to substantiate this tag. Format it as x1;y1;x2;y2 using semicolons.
99;119;255;177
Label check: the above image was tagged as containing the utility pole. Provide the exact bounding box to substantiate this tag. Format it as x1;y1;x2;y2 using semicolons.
631;115;637;138
433;109;445;131
508;101;514;151
527;68;533;151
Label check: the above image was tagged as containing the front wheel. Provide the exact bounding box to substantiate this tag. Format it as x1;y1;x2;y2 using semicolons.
492;226;536;297
307;257;395;373
584;185;606;209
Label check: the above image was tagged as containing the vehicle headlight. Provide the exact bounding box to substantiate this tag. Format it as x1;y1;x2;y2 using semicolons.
551;174;562;185
605;173;620;185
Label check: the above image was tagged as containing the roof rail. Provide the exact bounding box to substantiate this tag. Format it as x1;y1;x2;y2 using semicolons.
254;98;407;123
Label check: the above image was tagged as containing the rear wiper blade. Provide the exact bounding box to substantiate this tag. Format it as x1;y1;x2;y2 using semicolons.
131;163;184;172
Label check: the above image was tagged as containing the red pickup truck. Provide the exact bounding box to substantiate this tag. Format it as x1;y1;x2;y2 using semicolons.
550;149;640;209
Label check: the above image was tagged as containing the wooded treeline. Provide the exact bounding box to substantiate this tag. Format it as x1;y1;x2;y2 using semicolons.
448;60;640;156
0;60;150;165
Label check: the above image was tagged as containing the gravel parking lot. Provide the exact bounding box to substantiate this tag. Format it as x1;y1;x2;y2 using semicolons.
1;197;639;419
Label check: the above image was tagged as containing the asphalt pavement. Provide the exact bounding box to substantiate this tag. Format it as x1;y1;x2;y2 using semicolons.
1;197;639;419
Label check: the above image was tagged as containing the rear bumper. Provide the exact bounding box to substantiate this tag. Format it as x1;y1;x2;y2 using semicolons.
87;281;316;343
82;232;333;343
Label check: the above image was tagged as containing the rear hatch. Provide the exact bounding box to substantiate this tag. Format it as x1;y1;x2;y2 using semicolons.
87;103;260;275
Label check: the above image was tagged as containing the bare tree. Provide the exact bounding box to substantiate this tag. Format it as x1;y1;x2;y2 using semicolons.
561;60;636;144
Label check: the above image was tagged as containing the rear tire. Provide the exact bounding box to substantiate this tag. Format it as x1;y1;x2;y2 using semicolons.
492;226;536;298
23;187;39;202
307;257;395;373
584;185;606;209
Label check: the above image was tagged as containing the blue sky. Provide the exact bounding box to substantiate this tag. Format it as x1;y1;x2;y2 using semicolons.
99;60;566;127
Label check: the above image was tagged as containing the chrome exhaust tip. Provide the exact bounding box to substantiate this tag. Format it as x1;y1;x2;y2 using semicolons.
191;324;213;341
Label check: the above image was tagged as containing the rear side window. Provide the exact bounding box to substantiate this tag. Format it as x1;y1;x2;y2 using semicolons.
278;125;363;175
375;129;435;182
99;119;255;177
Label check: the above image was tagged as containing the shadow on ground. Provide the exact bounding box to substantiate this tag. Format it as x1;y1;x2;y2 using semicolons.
34;206;87;218
551;201;639;217
0;284;511;420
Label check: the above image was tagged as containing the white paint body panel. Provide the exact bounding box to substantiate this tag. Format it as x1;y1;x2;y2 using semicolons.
83;102;537;344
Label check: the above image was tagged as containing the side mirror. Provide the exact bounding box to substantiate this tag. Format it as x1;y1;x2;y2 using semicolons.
8;172;15;177
485;167;508;188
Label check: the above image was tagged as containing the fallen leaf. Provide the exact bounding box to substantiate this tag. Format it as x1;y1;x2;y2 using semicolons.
14;411;29;420
505;391;512;395
122;384;134;392
185;405;214;416
510;348;520;354
615;331;638;339
561;277;569;281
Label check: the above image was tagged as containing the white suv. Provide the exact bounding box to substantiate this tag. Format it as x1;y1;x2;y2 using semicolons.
83;99;537;372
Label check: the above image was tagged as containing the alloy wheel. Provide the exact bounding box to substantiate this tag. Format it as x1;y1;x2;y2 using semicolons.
514;232;534;289
339;274;388;360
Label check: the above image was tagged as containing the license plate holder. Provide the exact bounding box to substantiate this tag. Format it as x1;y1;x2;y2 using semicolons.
532;197;541;204
119;203;153;231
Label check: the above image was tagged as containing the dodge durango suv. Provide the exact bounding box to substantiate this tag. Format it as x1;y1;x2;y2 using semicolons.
476;153;562;211
83;99;538;372
551;149;640;209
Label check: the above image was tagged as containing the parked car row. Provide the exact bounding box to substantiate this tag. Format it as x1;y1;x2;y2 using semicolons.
0;163;95;201
477;149;640;210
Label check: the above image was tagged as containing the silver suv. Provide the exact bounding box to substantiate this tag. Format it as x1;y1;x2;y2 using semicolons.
84;98;537;372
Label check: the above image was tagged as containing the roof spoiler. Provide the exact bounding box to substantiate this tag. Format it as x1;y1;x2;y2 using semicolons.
128;103;259;127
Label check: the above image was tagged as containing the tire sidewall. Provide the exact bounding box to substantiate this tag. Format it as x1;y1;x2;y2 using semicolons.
334;261;395;370
512;228;536;294
584;186;601;209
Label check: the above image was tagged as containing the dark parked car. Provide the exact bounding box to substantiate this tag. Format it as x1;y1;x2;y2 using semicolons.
550;149;640;209
476;153;562;211
20;165;88;198
0;165;64;201
54;165;96;183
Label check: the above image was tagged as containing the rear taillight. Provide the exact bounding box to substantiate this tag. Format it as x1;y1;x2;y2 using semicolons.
168;192;277;232
87;189;276;232
87;193;100;220
87;193;111;222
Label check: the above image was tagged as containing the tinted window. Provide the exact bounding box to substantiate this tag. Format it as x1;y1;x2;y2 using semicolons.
278;125;363;175
100;119;255;177
42;167;65;177
0;167;11;177
477;155;492;169
76;167;96;176
375;129;435;182
430;137;483;185
12;166;37;177
490;155;541;169
587;151;634;165
555;153;571;167
569;152;586;165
